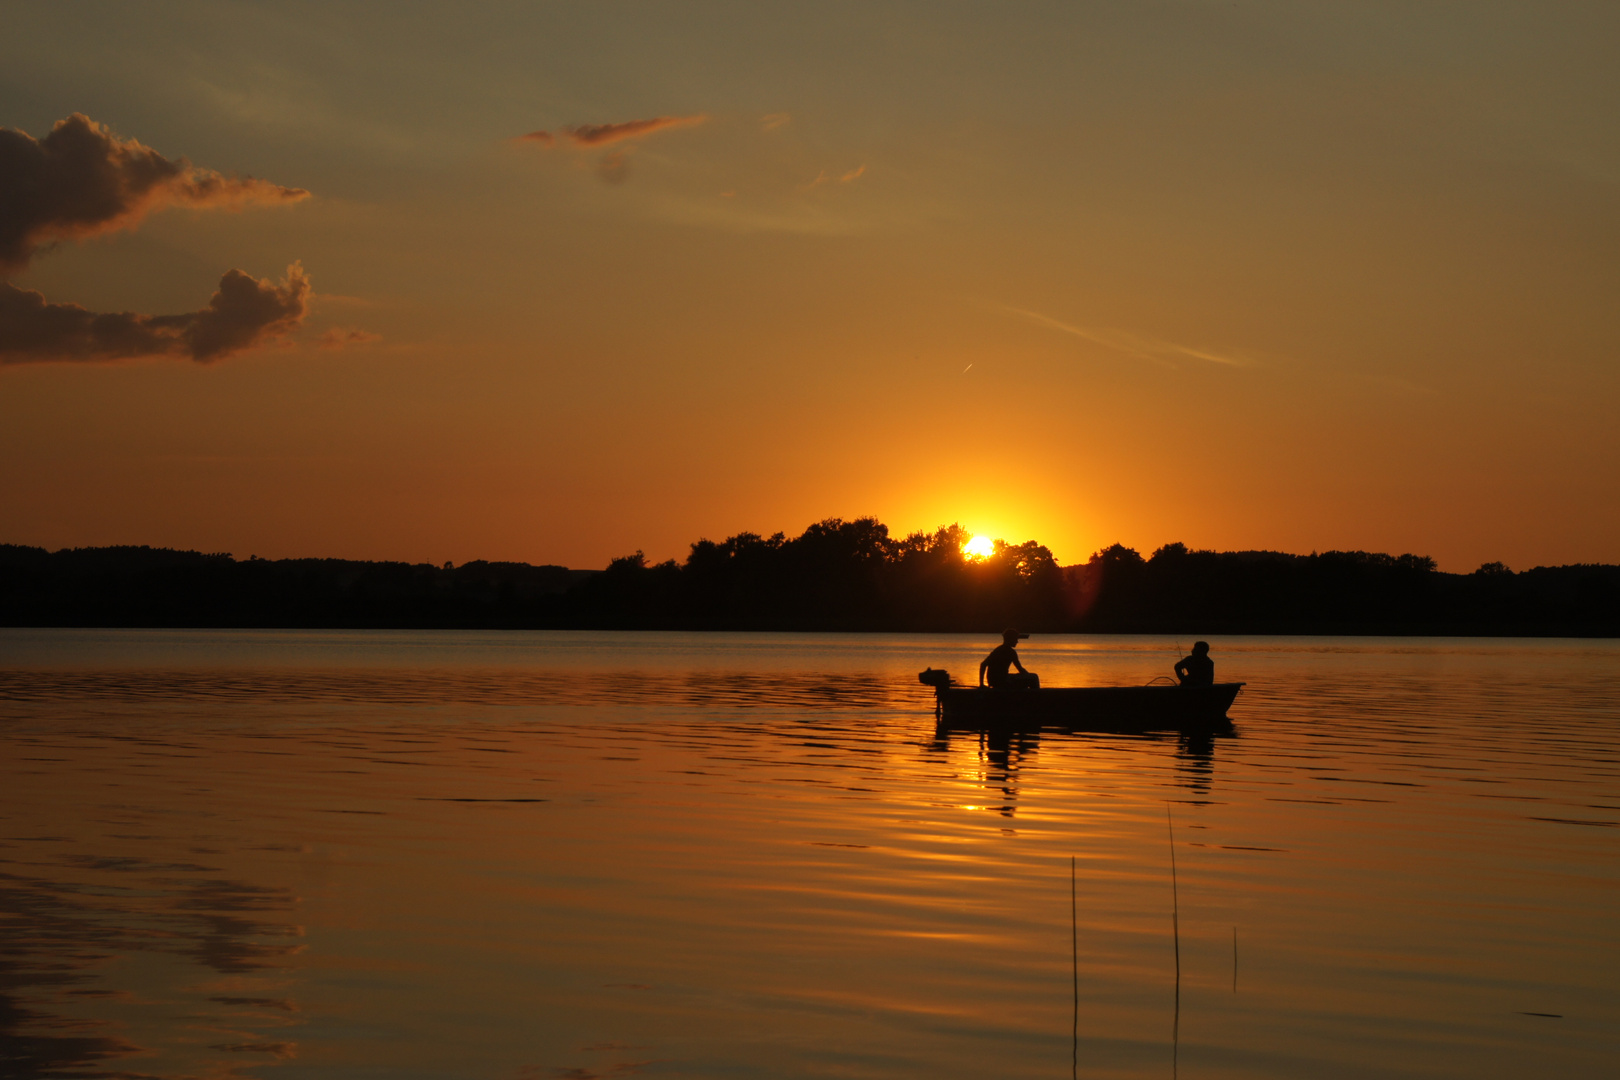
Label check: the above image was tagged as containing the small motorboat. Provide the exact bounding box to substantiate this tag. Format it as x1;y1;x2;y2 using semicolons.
918;668;1243;729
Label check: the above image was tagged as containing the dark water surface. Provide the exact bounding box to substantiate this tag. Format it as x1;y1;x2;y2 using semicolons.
1;630;1616;1079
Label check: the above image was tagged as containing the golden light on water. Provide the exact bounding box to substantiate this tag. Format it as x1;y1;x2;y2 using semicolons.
962;535;995;560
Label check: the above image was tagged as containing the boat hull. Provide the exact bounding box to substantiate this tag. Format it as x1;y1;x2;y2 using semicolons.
935;682;1243;729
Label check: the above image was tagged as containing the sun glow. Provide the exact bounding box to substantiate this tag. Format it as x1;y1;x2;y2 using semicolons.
962;535;995;560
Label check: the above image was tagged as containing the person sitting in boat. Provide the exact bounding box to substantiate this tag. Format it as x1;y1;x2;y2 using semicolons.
980;629;1039;689
1175;641;1215;687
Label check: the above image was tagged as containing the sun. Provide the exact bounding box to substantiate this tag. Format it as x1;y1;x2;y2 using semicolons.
962;535;995;560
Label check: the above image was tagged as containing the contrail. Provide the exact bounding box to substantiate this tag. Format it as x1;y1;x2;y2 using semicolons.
1001;305;1256;368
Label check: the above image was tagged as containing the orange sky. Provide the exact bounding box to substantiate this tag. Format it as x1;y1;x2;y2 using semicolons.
2;3;1617;572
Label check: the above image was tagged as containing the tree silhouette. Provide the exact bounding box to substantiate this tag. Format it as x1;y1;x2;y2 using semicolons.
2;525;1615;635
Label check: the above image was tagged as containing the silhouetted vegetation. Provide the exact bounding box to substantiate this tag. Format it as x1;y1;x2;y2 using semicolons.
0;545;589;629
2;520;1616;635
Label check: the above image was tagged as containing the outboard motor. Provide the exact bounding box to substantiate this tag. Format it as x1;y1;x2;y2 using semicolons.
918;668;952;720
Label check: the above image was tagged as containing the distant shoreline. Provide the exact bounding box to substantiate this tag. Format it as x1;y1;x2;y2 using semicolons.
6;522;1616;638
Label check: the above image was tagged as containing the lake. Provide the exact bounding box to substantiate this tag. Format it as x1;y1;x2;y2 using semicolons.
1;630;1616;1079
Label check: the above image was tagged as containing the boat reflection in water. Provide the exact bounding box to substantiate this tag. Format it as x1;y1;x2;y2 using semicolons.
920;668;1239;810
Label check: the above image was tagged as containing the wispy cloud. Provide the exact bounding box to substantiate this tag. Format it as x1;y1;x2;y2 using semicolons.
761;113;791;132
517;114;709;149
1004;306;1257;368
515;115;709;186
0;113;308;273
597;151;630;185
807;165;867;189
317;327;381;350
1;264;311;364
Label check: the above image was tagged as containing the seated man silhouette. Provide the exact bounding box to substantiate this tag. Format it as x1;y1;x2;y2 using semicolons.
980;629;1039;689
1175;641;1215;687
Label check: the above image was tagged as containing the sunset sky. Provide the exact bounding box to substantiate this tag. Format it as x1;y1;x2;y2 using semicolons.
3;2;1616;572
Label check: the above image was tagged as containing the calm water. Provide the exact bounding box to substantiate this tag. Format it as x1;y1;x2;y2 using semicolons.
1;630;1616;1079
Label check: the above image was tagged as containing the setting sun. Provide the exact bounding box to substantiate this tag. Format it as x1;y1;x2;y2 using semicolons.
962;535;995;560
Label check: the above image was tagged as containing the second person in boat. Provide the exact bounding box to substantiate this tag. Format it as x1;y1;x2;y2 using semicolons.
1175;641;1215;686
980;629;1040;690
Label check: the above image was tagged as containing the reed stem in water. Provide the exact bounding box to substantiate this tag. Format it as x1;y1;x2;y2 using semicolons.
1167;803;1180;1076
1166;804;1180;981
1071;854;1078;1080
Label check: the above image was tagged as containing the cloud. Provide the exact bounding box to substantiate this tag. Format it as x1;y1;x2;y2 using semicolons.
317;327;381;350
0;113;309;273
1;264;310;364
1004;306;1257;368
761;113;791;131
596;151;630;185
518;115;708;149
564;115;707;146
807;165;867;189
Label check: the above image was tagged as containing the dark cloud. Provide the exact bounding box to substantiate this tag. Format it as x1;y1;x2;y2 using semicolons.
0;264;310;364
518;115;708;149
0;113;308;272
565;115;706;146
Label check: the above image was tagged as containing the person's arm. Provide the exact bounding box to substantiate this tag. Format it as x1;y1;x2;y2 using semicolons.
1012;652;1027;675
1175;658;1190;681
979;655;989;687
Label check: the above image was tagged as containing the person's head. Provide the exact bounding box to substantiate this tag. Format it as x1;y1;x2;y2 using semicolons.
1002;628;1028;646
1192;641;1210;655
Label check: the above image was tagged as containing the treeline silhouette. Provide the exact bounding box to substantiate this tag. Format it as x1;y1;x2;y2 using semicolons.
2;518;1616;635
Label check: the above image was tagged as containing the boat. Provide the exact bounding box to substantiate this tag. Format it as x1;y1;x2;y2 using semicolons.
918;668;1243;730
